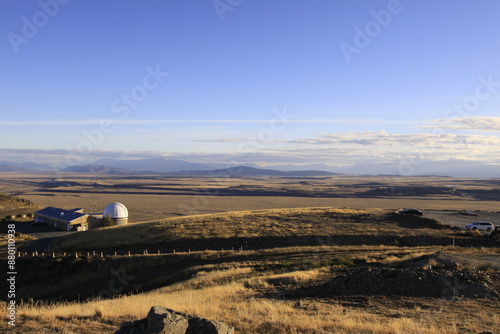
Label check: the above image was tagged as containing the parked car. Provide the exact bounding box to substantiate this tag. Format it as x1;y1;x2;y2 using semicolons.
398;208;423;216
465;221;495;232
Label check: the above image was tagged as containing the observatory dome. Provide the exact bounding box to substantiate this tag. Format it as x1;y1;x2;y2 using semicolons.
103;202;128;219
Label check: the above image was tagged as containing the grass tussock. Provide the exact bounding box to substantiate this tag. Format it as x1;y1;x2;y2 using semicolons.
13;282;456;334
156;266;253;293
244;269;322;289
12;286;484;334
11;264;499;333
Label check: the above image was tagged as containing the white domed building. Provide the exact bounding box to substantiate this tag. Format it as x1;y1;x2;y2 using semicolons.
103;202;129;225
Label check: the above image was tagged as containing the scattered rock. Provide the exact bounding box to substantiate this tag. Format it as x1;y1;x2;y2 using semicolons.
115;306;234;334
439;259;462;269
409;256;462;270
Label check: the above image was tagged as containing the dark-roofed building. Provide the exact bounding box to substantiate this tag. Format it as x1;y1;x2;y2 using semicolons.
34;207;89;231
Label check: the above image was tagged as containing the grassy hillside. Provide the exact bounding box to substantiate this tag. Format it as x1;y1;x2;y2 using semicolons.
5;206;500;333
0;191;39;216
52;207;492;253
4;245;500;333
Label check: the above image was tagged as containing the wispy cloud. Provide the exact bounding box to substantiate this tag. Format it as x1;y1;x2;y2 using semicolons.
287;131;500;146
198;131;500;147
0;119;268;126
0;148;170;160
189;129;500;167
0;118;413;126
193;138;251;143
2;143;500;175
3;117;500;172
420;117;500;132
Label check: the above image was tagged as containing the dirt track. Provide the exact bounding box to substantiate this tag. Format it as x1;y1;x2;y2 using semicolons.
424;210;500;229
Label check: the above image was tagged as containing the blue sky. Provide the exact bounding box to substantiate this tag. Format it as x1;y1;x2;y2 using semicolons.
1;0;500;173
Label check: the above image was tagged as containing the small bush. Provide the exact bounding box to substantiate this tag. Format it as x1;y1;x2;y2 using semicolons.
102;216;115;227
93;307;106;319
331;255;355;267
255;321;294;334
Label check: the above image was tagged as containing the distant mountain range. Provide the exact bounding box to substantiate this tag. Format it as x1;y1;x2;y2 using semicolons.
332;160;500;178
89;159;338;176
92;158;227;173
0;157;498;178
0;161;54;172
62;164;131;174
0;164;35;173
167;166;338;177
60;164;337;177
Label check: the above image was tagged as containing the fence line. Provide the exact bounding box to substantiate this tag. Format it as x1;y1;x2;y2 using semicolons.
14;246;245;259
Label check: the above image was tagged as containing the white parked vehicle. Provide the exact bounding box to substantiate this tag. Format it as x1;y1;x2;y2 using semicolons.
465;221;494;232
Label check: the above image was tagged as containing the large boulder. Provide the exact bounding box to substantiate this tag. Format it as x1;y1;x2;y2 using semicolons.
115;306;234;334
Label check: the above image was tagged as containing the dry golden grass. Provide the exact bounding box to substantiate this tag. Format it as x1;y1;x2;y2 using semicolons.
0;232;36;257
156;266;253;293
52;207;373;250
4;243;499;333
244;269;323;289
11;265;499;334
51;206;461;253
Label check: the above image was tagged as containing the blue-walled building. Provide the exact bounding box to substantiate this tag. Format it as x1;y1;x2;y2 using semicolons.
34;207;88;231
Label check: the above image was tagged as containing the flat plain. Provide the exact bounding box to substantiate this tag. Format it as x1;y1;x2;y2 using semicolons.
1;173;499;221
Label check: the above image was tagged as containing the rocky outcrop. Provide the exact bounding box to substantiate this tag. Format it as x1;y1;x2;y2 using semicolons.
115;306;234;334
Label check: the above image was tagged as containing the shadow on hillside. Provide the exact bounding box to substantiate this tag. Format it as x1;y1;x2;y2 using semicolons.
391;214;448;230
3;232;498;303
56;232;497;254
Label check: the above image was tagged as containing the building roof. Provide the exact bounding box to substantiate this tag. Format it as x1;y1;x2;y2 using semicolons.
103;202;128;218
35;207;87;223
